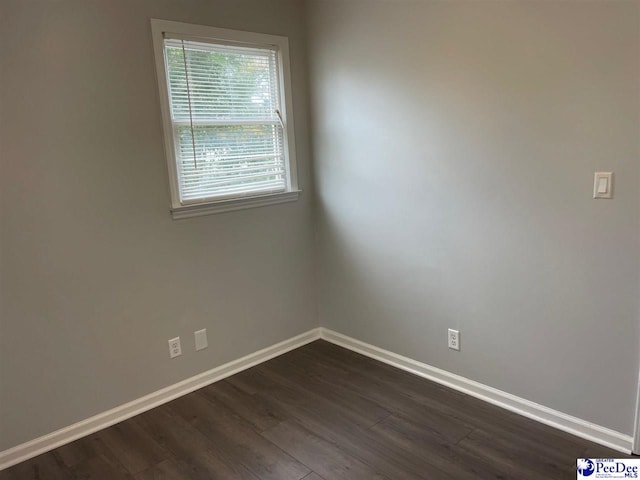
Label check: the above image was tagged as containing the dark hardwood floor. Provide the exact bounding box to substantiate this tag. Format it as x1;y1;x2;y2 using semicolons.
0;340;628;479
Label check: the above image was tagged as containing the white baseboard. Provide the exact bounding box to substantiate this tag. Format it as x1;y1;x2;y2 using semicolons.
0;328;322;471
319;328;633;454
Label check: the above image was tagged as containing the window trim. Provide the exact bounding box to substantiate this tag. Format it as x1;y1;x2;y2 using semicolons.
150;19;300;219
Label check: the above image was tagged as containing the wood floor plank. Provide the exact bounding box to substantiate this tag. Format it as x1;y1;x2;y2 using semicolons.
69;454;135;480
133;405;213;456
265;352;393;426
370;413;527;480
301;474;326;480
225;366;270;395
253;362;390;429
49;432;121;470
227;367;379;434
456;427;575;479
134;449;261;480
261;420;390;480
199;380;287;433
95;419;172;475
0;452;74;480
50;437;96;469
134;459;185;480
170;391;311;480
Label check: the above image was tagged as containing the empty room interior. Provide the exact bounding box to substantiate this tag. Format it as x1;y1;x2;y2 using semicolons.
1;0;639;478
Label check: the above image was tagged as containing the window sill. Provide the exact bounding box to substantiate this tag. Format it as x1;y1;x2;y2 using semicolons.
170;190;301;219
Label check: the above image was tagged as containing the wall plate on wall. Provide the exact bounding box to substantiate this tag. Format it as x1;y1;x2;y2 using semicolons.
593;172;613;199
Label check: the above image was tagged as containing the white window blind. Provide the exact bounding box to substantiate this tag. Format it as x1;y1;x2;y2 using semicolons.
164;38;287;203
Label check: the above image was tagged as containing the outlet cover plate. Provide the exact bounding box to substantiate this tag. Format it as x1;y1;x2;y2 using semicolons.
168;337;182;358
448;329;460;351
195;329;208;351
593;172;613;199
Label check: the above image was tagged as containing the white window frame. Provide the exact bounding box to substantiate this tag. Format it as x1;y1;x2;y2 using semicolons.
150;19;300;219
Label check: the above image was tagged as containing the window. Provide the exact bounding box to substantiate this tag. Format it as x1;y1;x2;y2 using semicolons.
151;20;299;218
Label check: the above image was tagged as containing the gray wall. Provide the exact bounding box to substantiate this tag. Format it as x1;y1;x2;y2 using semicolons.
0;0;316;450
1;0;639;453
307;0;640;434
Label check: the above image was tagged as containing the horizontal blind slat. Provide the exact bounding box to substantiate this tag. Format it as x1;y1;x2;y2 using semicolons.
180;168;283;178
181;172;286;190
181;180;286;200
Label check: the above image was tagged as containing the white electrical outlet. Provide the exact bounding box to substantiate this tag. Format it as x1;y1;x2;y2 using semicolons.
168;337;182;358
448;329;460;351
194;329;208;351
